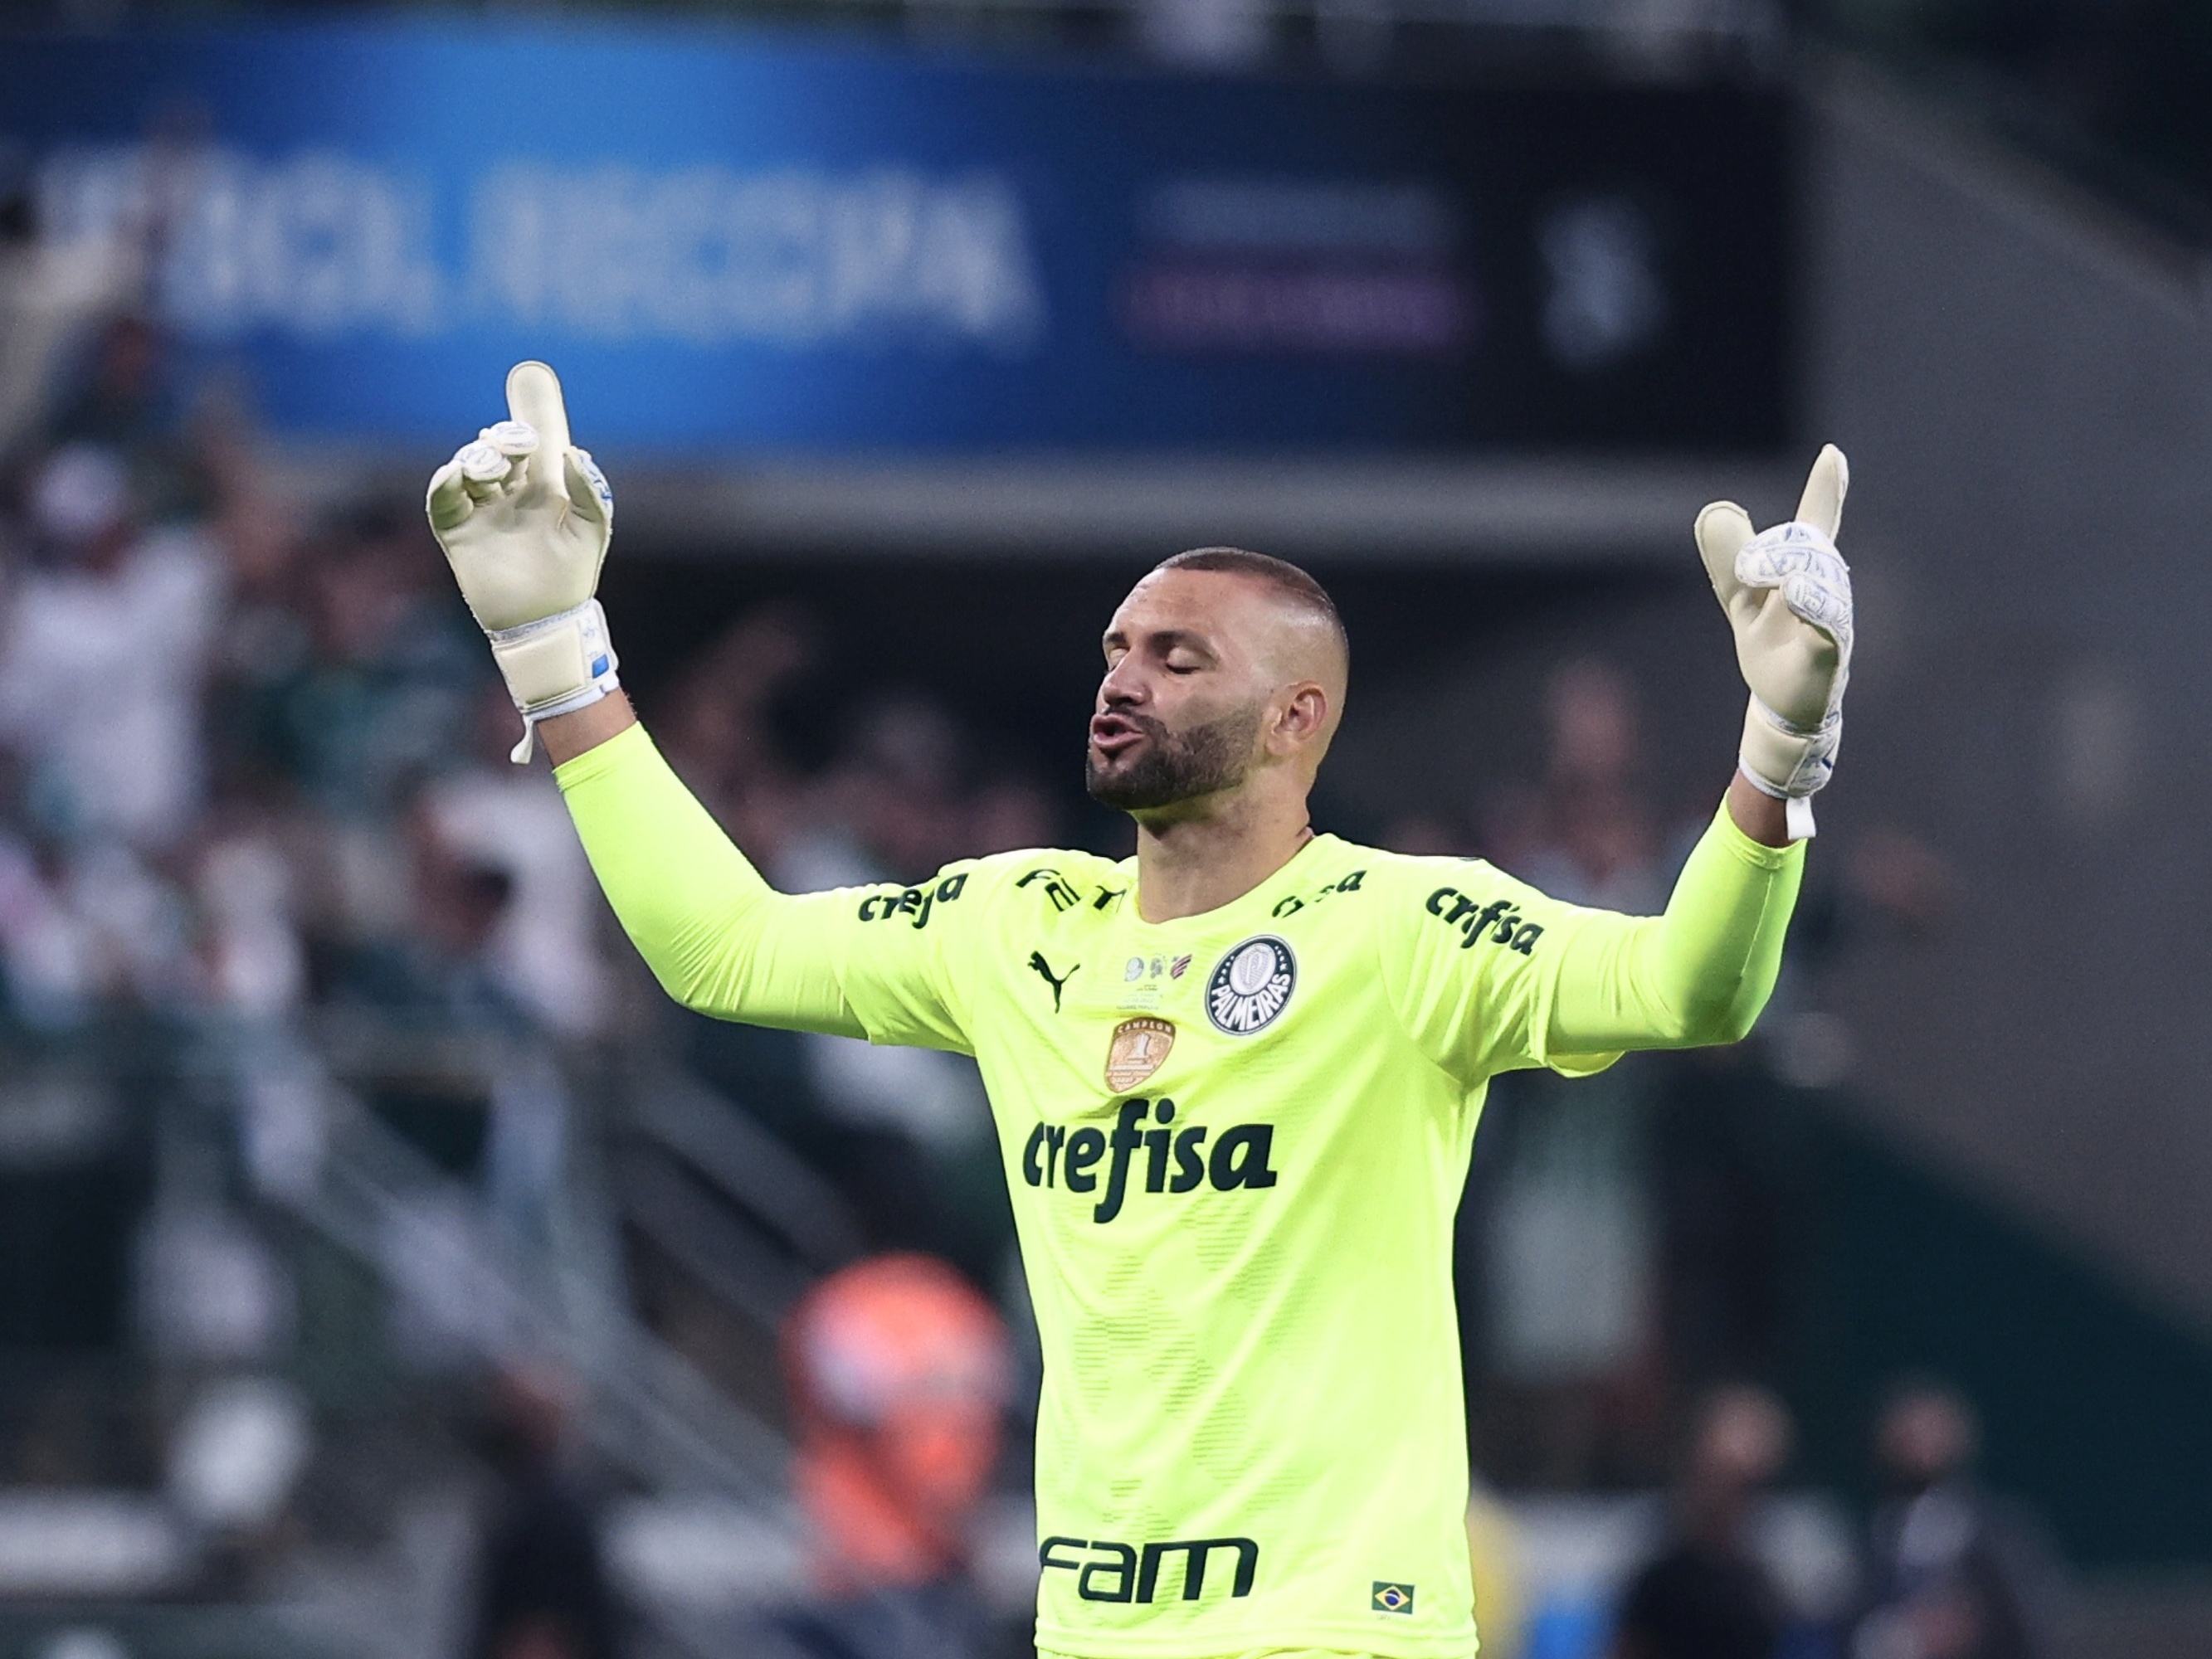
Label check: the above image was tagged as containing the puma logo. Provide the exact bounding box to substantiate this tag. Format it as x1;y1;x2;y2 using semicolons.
1028;952;1078;1013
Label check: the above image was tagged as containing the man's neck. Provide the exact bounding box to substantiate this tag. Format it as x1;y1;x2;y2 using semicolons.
1132;788;1315;923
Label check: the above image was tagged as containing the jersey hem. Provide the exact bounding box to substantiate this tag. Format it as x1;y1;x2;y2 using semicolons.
1033;1616;1479;1659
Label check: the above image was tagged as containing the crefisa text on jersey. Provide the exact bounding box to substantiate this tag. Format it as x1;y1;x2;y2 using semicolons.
1022;1097;1278;1223
855;872;969;928
1424;886;1545;953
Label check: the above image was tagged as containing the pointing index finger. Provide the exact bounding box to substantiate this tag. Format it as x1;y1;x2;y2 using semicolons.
504;360;572;484
1795;444;1849;539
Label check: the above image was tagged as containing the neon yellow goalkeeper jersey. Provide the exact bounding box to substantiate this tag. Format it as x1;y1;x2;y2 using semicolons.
557;725;1802;1659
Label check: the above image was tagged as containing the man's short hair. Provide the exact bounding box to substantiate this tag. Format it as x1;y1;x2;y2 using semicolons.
1152;547;1348;673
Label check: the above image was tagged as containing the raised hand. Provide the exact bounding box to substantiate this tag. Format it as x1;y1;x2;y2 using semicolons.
426;362;620;761
1696;445;1855;839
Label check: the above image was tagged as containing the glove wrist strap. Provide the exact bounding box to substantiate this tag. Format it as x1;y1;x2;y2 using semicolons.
1737;696;1839;842
485;598;621;764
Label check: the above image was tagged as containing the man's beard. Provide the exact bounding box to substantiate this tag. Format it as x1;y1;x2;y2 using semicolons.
1085;704;1260;811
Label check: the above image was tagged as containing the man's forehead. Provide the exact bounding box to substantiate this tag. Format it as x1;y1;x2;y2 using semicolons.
1107;567;1271;636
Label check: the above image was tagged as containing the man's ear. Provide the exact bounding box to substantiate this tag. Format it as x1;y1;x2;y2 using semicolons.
1273;682;1329;751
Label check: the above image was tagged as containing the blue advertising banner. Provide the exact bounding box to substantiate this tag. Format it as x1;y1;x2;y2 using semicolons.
0;22;1791;455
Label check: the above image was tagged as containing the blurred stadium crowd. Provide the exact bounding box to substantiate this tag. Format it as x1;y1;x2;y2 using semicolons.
0;171;2045;1659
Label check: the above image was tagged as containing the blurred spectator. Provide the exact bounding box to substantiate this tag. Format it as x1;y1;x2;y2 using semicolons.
48;315;172;454
772;699;1006;1280
797;696;976;887
773;1253;1011;1659
1611;1384;1793;1659
195;830;306;1023
0;442;224;848
0;818;101;1024
656;602;814;860
43;312;222;532
465;1365;616;1659
1380;811;1475;858
0;814;193;1023
1772;827;1953;1019
329;801;526;1038
660;614;1024;1279
425;683;612;1039
967;774;1056;859
1514;658;1665;913
1851;1384;2052;1659
1840;831;1951;938
0;161;139;462
256;500;483;824
1470;659;1670;1484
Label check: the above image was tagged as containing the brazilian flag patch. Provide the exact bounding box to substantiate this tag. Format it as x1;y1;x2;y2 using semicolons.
1372;1582;1415;1615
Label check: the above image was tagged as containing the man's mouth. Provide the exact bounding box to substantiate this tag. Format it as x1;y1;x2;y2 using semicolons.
1089;712;1148;761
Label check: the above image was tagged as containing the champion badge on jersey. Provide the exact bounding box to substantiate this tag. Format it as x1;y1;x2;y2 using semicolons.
1206;936;1296;1035
1372;1582;1415;1615
1104;1017;1176;1091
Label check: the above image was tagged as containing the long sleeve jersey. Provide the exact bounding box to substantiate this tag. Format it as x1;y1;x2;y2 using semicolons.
558;724;1802;1659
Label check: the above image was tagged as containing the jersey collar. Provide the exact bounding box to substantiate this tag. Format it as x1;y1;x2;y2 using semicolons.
1120;832;1340;934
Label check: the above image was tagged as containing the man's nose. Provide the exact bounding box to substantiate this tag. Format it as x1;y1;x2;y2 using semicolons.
1099;657;1147;707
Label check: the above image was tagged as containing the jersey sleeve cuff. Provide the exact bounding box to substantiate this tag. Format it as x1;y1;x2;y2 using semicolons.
553;718;657;793
1710;797;1806;871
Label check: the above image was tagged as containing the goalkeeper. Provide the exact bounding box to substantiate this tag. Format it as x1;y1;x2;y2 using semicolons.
429;362;1854;1659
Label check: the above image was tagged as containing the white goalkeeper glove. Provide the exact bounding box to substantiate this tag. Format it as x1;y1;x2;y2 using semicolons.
426;360;616;763
1698;444;1854;842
